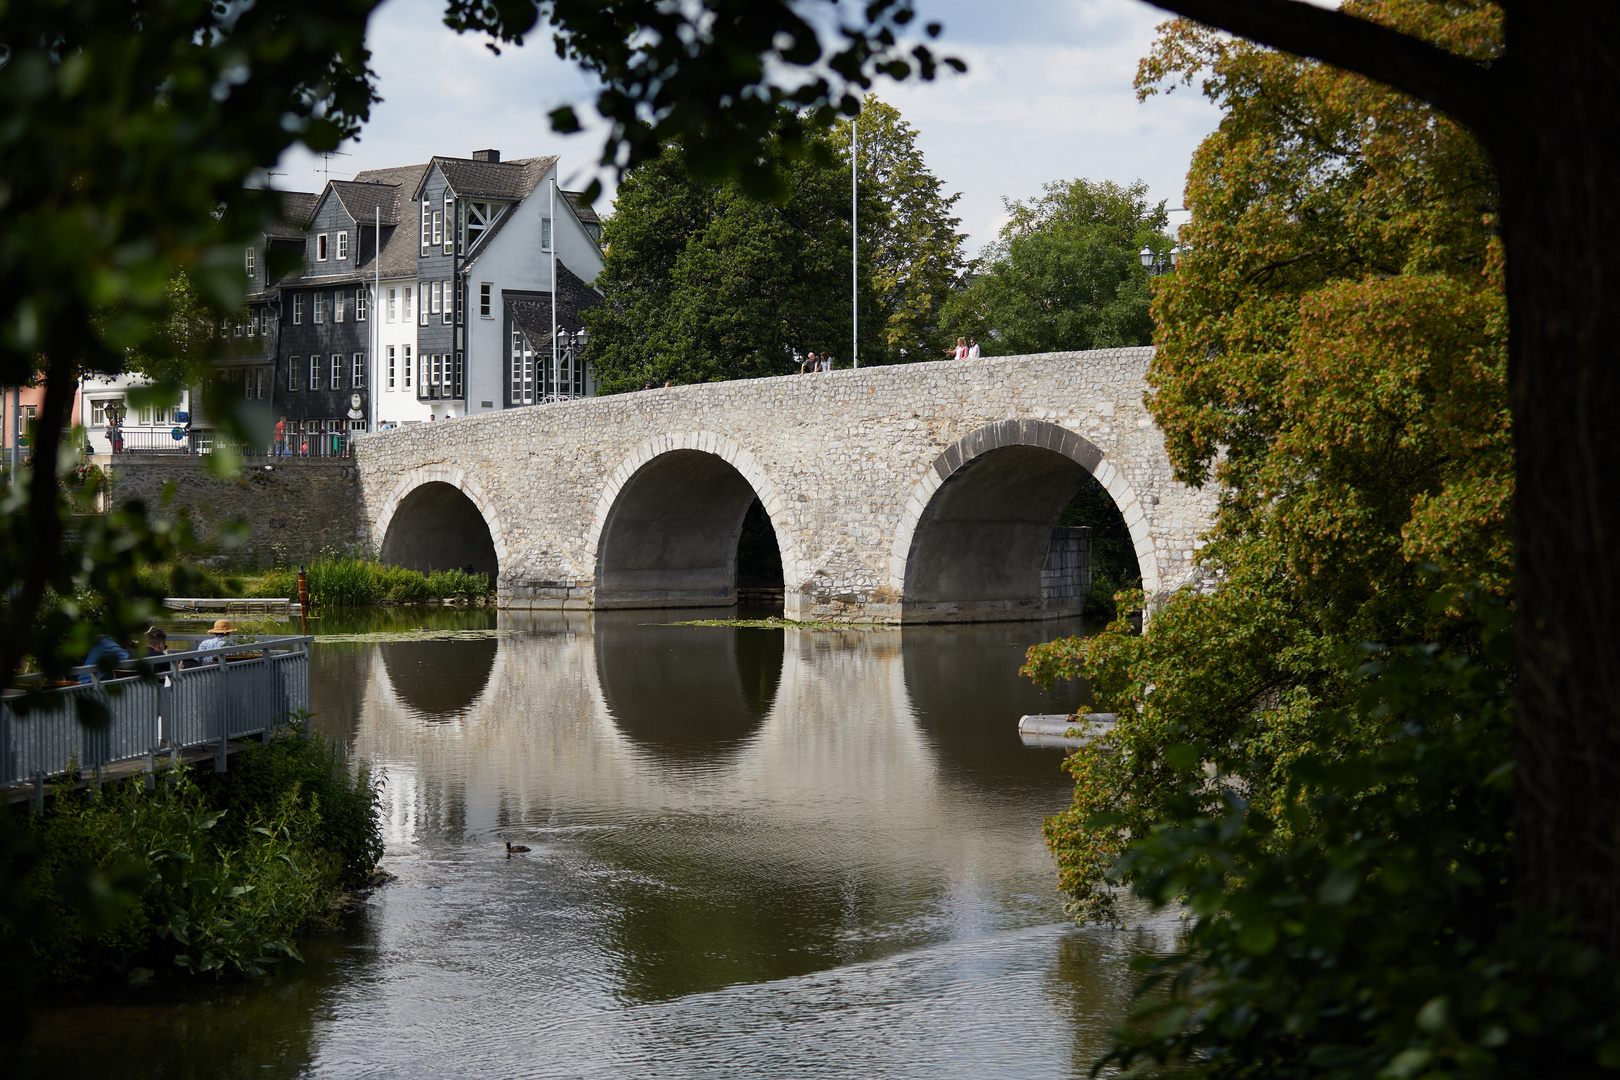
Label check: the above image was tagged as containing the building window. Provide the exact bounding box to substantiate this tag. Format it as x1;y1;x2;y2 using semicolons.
331;353;343;390
313;292;326;324
541;216;552;252
352;352;365;389
245;246;255;280
309;355;321;389
289;357;300;392
388;345;396;389
403;286;413;323
430;282;440;316
292;294;303;325
334;292;344;322
444;281;454;325
256;369;266;399
387;287;397;322
403;344;412;388
480;282;492;319
336;231;348;260
420;285;429;326
443;196;454;255
316;233;328;261
453;350;464;399
421;200;431;253
432;208;443;247
467;201;496;248
356;288;367;321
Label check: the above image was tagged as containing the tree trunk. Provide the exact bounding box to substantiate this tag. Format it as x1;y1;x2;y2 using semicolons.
1497;2;1620;953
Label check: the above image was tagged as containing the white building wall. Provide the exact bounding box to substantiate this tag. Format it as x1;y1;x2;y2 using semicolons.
460;165;604;418
373;277;436;428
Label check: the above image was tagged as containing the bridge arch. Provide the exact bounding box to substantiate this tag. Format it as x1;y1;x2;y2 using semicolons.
888;420;1159;622
586;432;799;609
375;466;509;581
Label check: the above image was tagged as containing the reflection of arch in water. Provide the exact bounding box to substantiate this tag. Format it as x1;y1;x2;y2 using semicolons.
375;467;506;580
890;420;1157;623
901;622;1085;787
594;616;783;757
378;637;500;721
586;433;798;609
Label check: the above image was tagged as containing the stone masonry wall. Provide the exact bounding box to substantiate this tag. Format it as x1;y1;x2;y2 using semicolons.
354;348;1221;622
103;457;364;566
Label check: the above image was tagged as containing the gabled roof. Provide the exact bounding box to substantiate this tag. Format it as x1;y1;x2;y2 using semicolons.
263;190;320;240
329;180;403;226
561;190;599;226
422;155;558;201
506;261;603;336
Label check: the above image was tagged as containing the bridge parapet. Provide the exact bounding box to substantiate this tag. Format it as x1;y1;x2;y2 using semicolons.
355;349;1218;623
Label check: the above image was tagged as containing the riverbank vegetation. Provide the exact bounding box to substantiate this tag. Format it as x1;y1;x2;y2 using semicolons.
7;727;382;989
1018;5;1620;1076
136;550;494;608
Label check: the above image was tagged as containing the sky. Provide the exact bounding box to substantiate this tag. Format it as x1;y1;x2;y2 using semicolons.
274;0;1222;256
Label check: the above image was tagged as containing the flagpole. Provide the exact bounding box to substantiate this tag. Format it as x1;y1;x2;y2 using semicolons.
852;114;859;370
550;177;559;401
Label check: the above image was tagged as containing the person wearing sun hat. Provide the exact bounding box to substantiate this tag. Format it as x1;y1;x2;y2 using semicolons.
197;618;237;664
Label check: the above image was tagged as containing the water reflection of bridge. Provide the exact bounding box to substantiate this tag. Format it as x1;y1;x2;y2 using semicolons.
336;612;1084;994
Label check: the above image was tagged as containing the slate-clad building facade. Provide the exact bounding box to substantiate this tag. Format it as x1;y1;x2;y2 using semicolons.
250;148;604;443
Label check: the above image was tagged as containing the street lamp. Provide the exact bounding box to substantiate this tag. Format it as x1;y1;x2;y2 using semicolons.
1141;245;1178;277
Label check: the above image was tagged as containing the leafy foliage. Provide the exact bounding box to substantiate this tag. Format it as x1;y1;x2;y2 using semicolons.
583;125;883;389
942;179;1168;355
14;729;381;986
1027;0;1510;923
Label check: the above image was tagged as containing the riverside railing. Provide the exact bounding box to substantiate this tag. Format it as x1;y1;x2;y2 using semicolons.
81;429;355;459
0;636;314;802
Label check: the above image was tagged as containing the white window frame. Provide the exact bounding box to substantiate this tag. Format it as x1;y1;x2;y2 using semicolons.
388;345;396;389
309;355;320;388
356;288;367;322
541;216;552;252
403;286;413;323
336;230;348;260
334;292;344;322
430;281;440;316
292;294;303;325
313;292;326;324
444;281;454;325
245;246;255;280
316;233;328;261
421;200;431;253
443;196;454;255
289;356;300;392
352;352;365;389
404;344;412;388
432;208;443;247
480;282;492;319
331;353;343;391
387;287;397;322
420;284;430;326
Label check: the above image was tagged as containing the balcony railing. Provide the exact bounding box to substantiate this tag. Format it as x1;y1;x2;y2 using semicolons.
86;429;355;459
0;636;313;796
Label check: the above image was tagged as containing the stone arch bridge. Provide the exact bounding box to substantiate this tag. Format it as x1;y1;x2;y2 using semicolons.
355;348;1218;623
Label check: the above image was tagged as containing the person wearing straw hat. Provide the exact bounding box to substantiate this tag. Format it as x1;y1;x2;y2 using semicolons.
197;618;237;664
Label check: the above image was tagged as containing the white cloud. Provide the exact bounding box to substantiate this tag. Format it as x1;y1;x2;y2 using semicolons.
275;0;1221;255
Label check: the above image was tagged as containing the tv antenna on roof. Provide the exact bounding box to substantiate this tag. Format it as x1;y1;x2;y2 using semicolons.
318;150;353;183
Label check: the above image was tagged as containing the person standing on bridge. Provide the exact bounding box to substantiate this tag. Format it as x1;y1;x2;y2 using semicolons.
968;338;981;359
799;351;818;375
946;337;968;360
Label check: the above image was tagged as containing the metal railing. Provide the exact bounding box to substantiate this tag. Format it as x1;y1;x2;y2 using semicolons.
84;429;355;459
0;636;313;795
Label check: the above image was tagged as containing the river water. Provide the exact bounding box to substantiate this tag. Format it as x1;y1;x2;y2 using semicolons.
25;609;1170;1079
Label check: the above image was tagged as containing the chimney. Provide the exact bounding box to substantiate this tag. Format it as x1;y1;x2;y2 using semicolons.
472;149;500;163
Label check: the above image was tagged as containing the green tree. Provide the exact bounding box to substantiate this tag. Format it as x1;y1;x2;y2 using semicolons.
942;179;1168;355
584;126;884;390
826;99;968;364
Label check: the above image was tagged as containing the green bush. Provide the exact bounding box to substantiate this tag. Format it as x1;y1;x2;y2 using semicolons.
201;551;493;607
13;728;381;986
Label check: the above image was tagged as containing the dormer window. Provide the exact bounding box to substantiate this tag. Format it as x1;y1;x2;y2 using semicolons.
245;246;255;280
316;233;328;261
336;231;348;260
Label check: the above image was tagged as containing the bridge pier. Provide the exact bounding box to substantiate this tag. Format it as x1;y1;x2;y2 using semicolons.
358;349;1217;624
